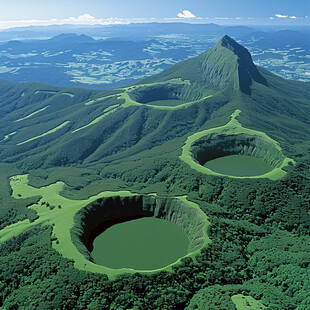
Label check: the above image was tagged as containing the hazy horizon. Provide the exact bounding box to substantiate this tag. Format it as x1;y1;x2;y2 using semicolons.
0;0;309;30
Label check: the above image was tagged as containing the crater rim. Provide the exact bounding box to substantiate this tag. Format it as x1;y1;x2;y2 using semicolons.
70;194;211;274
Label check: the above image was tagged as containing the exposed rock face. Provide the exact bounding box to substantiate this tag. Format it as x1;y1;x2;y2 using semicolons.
191;133;285;168
71;195;206;263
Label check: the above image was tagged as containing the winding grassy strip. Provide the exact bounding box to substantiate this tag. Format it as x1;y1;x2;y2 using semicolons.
231;294;266;310
84;79;190;107
34;90;57;95
84;94;119;106
1;131;16;142
83;79;212;111
180;109;295;180
72;105;120;133
17;121;70;145
15;106;49;122
119;78;214;110
120;92;213;111
60;92;74;98
0;175;211;279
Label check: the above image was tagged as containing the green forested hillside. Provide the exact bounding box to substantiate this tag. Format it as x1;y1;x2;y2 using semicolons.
0;36;309;309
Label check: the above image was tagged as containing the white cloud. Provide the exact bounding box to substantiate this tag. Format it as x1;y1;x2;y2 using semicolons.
76;13;96;21
269;17;275;20
274;14;298;20
275;14;288;18
177;10;196;18
68;13;103;24
0;14;135;30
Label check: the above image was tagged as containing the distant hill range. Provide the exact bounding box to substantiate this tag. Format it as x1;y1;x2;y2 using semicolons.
1;22;309;43
0;23;309;89
0;23;258;41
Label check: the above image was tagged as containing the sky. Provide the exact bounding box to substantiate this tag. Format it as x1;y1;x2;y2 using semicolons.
0;0;309;29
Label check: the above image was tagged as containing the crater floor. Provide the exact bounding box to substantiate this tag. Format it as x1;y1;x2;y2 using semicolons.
91;217;189;270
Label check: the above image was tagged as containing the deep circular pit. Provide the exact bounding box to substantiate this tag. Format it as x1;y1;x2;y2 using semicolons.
190;133;286;177
128;83;194;107
71;195;207;271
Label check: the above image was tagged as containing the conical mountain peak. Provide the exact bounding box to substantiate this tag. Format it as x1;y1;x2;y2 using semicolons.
203;35;268;94
215;35;252;59
139;35;268;95
217;35;239;48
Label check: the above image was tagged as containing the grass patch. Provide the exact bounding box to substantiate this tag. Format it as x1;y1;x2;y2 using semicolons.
231;294;266;310
72;104;120;133
60;92;74;98
84;94;119;106
17;121;70;145
1;131;16;142
15;106;50;122
35;90;57;95
145;99;189;107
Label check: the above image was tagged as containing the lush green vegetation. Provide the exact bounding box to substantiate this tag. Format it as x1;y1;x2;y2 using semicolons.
1;166;309;309
0;35;309;309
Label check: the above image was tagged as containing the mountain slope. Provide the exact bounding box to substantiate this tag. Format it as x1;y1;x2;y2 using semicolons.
0;36;309;170
139;35;267;94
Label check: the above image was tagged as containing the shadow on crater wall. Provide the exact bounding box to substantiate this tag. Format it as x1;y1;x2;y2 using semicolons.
71;195;207;264
191;133;285;168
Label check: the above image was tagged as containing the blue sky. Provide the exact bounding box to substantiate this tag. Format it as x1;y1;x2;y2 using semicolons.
0;0;309;28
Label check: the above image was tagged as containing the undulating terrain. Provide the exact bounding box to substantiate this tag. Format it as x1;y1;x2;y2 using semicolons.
0;35;309;309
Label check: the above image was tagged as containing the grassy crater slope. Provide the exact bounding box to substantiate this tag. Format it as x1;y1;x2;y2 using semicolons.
0;174;210;279
180;109;294;180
